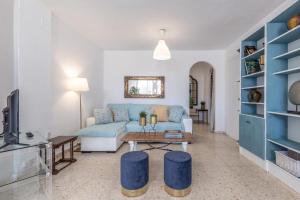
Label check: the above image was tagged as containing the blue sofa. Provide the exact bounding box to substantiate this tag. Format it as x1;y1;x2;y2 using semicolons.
77;104;193;152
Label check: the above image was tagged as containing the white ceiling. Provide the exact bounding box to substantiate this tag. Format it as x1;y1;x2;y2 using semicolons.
43;0;285;50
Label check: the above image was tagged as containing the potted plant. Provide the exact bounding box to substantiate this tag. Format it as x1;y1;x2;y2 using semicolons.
139;111;147;126
200;101;206;110
189;97;193;109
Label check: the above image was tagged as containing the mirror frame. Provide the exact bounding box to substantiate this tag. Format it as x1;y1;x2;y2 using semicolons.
124;76;165;98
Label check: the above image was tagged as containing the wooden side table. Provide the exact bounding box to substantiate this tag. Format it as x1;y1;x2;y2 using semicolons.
196;109;209;123
48;136;78;175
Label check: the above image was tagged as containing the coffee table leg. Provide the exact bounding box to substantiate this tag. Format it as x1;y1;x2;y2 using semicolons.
182;142;188;152
128;141;137;151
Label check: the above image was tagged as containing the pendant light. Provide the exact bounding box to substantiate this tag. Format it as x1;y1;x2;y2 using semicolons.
153;29;171;60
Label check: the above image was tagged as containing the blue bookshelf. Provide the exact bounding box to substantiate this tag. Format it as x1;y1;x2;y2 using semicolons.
239;2;300;184
240;26;266;159
264;1;300;181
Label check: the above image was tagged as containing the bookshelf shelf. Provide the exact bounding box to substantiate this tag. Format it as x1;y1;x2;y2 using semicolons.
268;138;300;154
241;48;265;60
268;111;300;118
241;85;264;90
241;102;264;105
274;48;300;60
273;67;300;75
242;71;264;78
240;113;264;119
268;25;300;44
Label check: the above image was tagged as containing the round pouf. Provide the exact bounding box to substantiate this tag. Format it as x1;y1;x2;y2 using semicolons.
164;151;192;197
121;151;149;197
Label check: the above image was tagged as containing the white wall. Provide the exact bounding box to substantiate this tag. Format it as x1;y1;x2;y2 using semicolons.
51;16;103;136
14;0;52;134
224;43;240;140
0;0;14;133
14;0;104;137
103;50;226;132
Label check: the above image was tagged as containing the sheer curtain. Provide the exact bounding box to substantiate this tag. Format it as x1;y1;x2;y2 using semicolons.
209;68;215;132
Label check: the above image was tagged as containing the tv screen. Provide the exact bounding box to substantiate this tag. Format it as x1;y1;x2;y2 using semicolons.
4;89;19;144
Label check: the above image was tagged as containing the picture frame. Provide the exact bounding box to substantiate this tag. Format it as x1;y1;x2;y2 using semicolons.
244;60;261;75
244;46;257;56
124;76;165;98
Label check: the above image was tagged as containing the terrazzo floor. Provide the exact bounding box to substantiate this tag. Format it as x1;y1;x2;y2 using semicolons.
53;124;300;200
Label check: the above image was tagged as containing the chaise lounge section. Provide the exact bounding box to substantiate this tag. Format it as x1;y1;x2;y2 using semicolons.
77;104;193;152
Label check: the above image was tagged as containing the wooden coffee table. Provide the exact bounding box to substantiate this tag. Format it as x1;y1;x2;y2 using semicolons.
121;132;193;152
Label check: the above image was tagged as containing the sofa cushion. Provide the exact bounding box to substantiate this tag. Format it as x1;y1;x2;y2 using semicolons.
111;108;129;122
169;106;185;123
153;105;168;122
94;108;113;124
128;104;152;121
77;122;126;137
126;121;182;132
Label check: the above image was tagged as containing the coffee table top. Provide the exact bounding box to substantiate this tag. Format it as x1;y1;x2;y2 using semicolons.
121;132;193;143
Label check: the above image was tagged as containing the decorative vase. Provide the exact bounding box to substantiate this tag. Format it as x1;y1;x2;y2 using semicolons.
139;117;146;126
150;114;157;125
200;102;205;110
248;89;262;102
288;80;300;113
287;14;300;30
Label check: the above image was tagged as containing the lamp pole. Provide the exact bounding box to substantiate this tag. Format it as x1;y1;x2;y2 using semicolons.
79;92;82;129
70;77;89;130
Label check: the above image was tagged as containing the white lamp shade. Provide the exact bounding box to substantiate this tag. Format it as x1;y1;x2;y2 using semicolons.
153;40;171;60
69;77;89;92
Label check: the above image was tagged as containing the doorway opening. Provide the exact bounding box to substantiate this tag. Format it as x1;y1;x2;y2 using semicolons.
189;61;215;132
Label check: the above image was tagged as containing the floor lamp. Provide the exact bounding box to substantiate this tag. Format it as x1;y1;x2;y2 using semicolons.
70;77;89;129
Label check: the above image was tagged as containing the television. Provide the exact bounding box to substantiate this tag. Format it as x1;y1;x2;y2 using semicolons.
0;89;21;149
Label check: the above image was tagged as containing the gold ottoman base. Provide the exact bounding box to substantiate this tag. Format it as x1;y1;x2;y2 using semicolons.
121;183;148;197
164;184;191;197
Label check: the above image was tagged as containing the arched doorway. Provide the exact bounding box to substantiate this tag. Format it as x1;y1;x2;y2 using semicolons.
189;61;215;132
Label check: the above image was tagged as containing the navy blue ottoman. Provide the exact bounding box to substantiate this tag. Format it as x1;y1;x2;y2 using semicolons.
164;151;192;197
121;151;149;197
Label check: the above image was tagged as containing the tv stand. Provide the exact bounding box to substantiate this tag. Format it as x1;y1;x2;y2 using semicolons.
0;141;29;150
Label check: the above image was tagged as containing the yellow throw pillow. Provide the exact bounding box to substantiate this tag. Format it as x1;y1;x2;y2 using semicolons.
153;105;168;122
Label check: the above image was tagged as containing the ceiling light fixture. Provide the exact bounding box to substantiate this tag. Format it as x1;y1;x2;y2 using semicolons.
153;29;171;60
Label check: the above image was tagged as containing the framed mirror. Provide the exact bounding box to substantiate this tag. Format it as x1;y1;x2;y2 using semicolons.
124;76;165;98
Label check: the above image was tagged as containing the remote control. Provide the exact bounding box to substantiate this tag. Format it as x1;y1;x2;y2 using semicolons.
26;132;34;138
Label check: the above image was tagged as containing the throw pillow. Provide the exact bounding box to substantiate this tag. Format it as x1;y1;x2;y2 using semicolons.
111;108;129;122
94;108;113;124
169;106;185;123
153;105;168;122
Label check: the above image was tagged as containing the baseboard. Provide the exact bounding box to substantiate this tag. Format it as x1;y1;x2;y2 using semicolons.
267;161;300;194
239;146;267;170
214;131;226;134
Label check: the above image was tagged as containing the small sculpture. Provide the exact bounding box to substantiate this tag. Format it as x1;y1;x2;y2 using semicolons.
288;81;300;114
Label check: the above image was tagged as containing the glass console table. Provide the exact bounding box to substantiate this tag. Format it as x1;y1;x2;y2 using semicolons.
0;132;52;200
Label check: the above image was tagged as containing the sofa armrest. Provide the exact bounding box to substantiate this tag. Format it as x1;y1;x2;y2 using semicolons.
86;117;96;127
182;117;193;134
